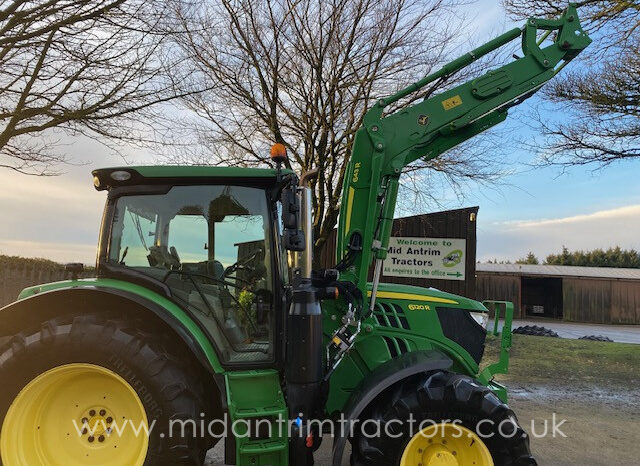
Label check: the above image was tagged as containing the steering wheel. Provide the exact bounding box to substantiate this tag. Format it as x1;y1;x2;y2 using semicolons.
224;248;263;278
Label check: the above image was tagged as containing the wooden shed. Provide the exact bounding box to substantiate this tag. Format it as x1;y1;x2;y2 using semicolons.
476;263;640;324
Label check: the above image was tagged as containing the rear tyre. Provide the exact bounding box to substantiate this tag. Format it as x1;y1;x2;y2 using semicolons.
0;314;212;466
351;371;536;466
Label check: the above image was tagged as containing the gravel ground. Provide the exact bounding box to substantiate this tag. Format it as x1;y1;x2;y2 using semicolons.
205;385;640;465
206;334;640;465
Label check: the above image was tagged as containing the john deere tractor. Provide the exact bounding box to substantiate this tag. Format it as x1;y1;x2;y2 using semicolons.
0;5;590;466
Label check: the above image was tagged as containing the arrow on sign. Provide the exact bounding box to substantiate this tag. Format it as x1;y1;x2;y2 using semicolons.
446;272;463;277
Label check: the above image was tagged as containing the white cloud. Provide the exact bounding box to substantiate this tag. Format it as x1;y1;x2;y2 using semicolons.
500;205;640;229
478;205;640;262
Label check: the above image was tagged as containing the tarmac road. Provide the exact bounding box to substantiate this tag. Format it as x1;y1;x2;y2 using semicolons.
499;319;640;344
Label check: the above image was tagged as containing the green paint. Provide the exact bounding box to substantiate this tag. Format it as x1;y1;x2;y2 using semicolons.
323;283;488;413
225;370;288;465
18;278;224;373
477;301;514;388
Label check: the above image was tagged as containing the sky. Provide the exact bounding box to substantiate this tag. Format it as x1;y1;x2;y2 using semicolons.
1;0;639;265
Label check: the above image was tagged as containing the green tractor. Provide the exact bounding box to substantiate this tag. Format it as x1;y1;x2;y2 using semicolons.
0;6;590;466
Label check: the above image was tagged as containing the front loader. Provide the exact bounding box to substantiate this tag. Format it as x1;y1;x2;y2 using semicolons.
0;5;590;466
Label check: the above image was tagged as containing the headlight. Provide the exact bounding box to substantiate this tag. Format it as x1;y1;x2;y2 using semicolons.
469;311;489;329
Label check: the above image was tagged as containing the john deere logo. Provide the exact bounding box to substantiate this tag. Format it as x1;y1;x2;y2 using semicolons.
417;114;429;126
408;304;431;311
442;249;463;268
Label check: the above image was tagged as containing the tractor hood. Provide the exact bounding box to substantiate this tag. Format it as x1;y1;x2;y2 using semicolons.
367;282;487;312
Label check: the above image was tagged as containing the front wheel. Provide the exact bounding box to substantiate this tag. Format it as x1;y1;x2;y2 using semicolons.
351;371;536;466
0;314;212;466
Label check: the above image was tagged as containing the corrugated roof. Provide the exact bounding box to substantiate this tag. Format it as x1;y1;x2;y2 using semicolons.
476;263;640;280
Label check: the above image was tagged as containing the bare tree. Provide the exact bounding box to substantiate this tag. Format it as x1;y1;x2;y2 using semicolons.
503;0;639;166
0;0;196;175
168;0;505;257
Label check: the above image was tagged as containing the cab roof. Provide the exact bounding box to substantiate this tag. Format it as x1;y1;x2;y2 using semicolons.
92;165;293;191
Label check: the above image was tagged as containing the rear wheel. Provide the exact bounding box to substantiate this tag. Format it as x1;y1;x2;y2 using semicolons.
0;314;213;466
351;371;536;466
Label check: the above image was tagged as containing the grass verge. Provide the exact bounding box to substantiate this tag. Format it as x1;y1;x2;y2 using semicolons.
484;334;640;388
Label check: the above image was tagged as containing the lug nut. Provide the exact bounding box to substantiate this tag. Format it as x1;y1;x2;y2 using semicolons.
88;436;95;443
89;410;96;417
99;409;106;416
106;417;113;424
98;435;105;443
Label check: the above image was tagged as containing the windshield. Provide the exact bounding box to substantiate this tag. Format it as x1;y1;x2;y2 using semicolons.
108;185;276;364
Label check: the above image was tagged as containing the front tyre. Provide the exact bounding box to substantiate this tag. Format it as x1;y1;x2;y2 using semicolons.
0;314;212;466
351;371;536;466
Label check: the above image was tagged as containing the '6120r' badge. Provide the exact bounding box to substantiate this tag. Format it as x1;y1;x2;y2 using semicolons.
417;114;429;126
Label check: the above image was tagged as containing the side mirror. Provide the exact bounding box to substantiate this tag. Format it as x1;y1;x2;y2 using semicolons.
283;229;305;251
281;188;299;229
281;184;305;252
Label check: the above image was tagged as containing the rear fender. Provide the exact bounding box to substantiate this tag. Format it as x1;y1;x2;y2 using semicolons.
331;349;452;466
0;285;223;376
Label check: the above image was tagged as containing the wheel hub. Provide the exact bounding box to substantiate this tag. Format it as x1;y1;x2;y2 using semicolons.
400;423;493;466
423;445;457;466
80;406;116;443
1;363;149;466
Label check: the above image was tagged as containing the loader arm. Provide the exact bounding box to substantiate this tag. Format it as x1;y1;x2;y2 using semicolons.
336;3;591;309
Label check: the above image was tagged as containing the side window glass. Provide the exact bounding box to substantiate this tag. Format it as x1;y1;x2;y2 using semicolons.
114;207;156;266
215;214;269;287
214;215;265;268
169;215;208;263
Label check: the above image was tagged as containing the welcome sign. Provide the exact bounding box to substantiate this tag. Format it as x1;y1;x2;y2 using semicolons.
383;237;466;281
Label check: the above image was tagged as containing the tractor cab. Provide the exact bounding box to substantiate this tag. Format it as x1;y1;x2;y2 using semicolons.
93;166;289;364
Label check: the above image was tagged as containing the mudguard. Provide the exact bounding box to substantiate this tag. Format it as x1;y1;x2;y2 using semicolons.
0;284;223;375
331;349;452;466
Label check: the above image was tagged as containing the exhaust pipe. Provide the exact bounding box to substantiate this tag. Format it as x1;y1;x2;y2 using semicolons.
298;169;318;279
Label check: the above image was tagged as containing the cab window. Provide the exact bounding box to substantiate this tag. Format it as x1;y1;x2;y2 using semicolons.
109;185;276;364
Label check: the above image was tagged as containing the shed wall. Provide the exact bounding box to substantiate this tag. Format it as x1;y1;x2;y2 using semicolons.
563;278;612;324
475;273;523;318
477;273;640;324
610;280;640;324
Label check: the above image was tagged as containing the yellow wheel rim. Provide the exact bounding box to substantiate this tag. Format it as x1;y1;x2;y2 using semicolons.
1;363;149;466
400;422;493;466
